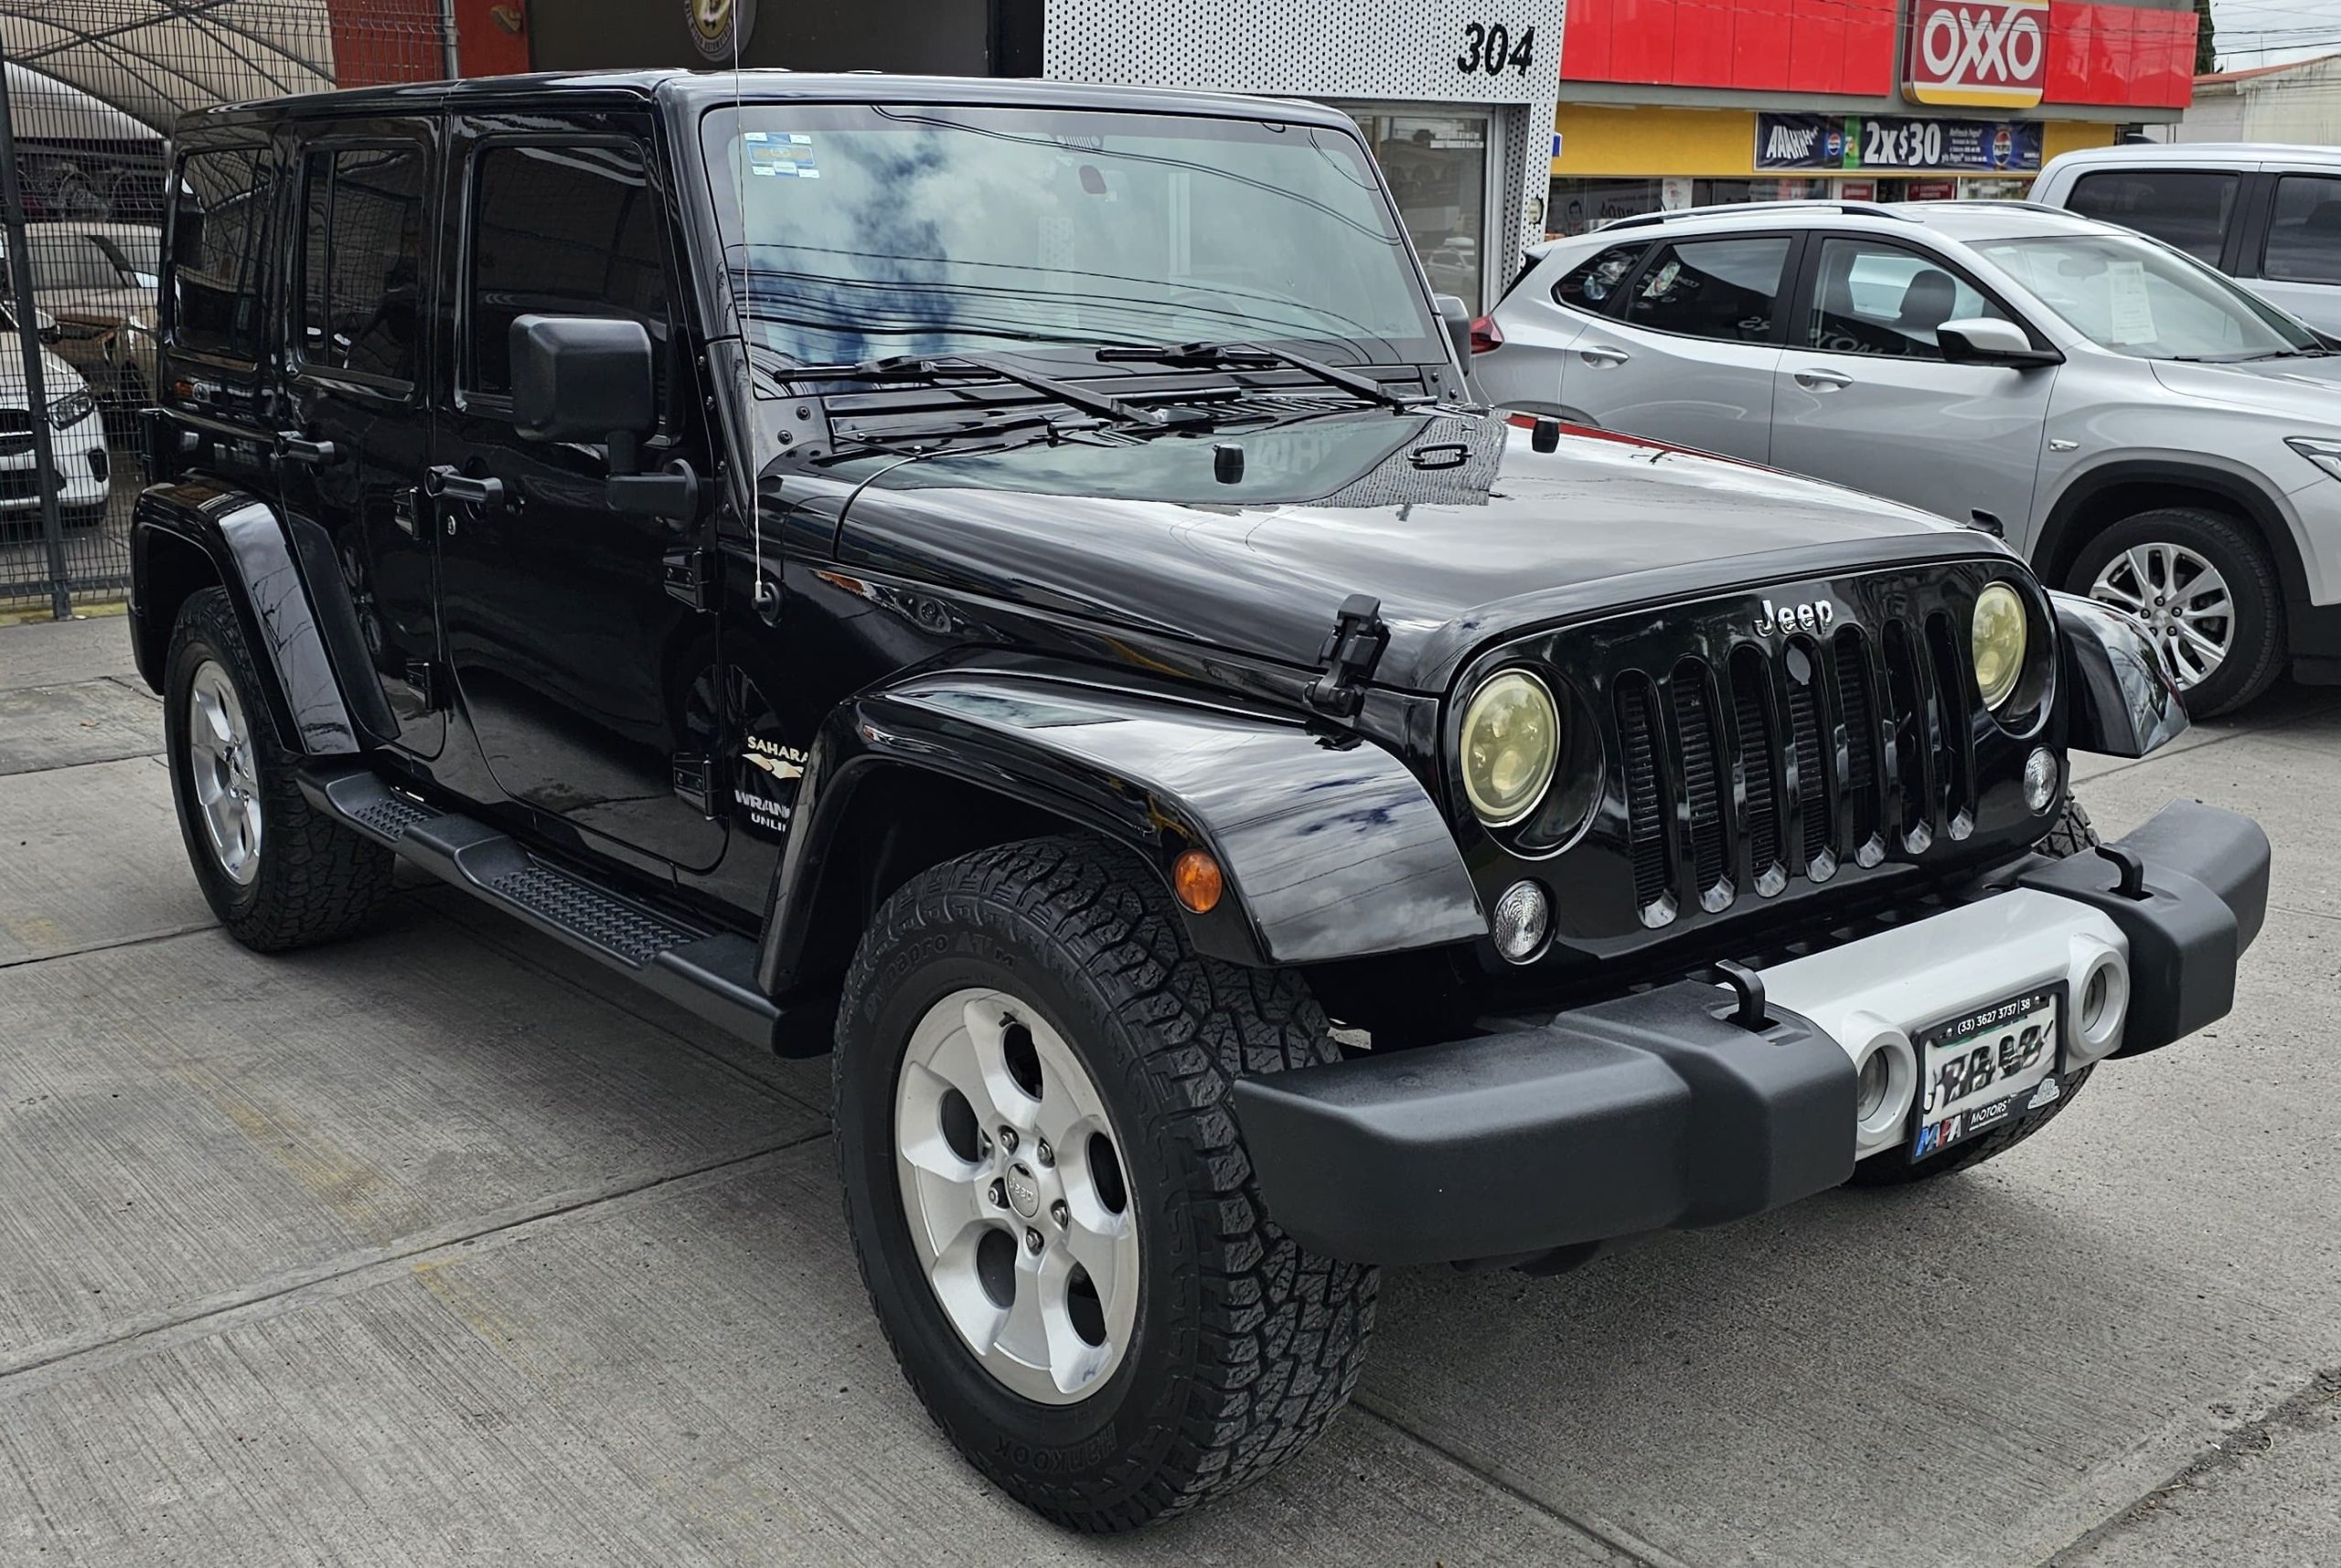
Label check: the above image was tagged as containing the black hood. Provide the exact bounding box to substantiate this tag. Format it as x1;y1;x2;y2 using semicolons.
821;410;2010;694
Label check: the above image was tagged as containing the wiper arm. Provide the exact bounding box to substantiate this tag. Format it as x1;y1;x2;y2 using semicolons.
778;351;1194;428
1096;341;1427;411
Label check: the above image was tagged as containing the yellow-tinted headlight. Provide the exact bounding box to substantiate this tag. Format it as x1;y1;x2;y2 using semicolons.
1972;582;2028;709
1460;670;1559;827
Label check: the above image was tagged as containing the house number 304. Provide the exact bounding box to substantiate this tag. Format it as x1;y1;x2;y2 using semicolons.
1457;22;1535;76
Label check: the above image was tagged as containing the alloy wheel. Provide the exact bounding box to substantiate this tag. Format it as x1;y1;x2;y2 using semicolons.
186;656;262;885
2088;540;2232;691
893;987;1140;1404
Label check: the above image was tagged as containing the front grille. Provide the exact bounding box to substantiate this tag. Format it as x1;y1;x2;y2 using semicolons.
1612;613;1979;926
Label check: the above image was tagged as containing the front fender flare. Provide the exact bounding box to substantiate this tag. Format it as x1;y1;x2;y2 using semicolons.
2052;591;2189;758
756;666;1488;993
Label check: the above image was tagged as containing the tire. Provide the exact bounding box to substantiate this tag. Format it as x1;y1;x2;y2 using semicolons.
2066;506;2285;718
1846;795;2098;1187
833;835;1376;1531
164;586;395;951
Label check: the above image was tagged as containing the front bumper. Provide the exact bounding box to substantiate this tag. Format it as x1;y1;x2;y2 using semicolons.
1233;800;2270;1268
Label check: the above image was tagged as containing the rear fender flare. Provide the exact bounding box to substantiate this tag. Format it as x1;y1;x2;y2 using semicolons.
132;480;372;756
755;665;1488;995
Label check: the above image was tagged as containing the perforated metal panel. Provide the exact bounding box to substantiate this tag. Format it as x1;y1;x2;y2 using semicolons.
1042;0;1566;291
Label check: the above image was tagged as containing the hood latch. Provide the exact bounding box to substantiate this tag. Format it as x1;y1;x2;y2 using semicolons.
1306;593;1389;718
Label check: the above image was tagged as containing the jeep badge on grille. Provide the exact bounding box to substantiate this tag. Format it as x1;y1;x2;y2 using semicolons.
1754;598;1838;636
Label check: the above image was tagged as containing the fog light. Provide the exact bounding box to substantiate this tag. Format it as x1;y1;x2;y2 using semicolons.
2023;746;2058;814
1492;880;1550;964
1856;1049;1891;1122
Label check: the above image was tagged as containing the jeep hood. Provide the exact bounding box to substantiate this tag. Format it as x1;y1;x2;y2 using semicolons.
819;411;2000;694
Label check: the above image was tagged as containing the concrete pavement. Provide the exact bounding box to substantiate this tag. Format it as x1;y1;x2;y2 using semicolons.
4;609;2339;1566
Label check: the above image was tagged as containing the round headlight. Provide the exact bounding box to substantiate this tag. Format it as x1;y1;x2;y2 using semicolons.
1972;582;2029;709
1459;670;1559;827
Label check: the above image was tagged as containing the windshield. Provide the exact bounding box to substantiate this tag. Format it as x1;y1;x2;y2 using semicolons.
1973;231;2318;361
22;231;156;293
700;103;1441;370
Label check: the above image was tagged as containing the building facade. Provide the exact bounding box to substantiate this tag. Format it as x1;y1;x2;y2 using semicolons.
481;0;2198;307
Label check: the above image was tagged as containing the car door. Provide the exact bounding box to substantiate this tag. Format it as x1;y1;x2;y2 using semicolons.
1769;234;2054;532
276;118;444;757
2243;169;2341;335
1559;229;1798;462
432;116;724;872
1476;240;1637;419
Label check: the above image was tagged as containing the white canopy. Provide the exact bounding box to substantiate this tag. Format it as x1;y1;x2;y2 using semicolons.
1;1;339;135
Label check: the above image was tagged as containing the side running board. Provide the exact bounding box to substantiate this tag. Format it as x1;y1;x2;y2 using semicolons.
298;761;818;1051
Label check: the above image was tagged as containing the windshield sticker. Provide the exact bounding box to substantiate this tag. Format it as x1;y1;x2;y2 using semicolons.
743;132;818;179
2106;259;2154;345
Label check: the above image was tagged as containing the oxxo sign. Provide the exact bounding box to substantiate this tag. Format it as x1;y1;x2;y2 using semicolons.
1907;0;2048;109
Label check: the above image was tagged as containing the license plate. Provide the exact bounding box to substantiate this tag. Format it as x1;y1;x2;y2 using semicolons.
1908;987;2062;1162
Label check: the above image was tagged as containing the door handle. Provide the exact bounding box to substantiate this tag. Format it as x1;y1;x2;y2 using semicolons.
274;432;341;467
1577;345;1630;368
423;464;507;510
1793;368;1855;391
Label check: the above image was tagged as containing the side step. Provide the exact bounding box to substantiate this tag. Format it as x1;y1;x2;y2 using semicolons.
299;762;816;1051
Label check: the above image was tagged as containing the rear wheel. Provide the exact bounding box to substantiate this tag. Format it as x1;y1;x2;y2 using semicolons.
164;586;394;951
2068;507;2284;717
1846;795;2098;1187
833;835;1375;1530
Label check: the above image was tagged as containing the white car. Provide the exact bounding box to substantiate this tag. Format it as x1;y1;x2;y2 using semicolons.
2034;144;2341;337
0;305;111;528
1474;198;2341;715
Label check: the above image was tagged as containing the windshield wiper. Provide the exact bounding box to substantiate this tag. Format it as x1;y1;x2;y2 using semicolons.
770;350;1209;428
1094;341;1428;411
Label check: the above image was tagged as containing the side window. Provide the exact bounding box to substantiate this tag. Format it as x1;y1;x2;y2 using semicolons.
298;144;428;385
467;143;668;401
1805;238;2010;359
1553;243;1645;315
2261;175;2341;285
2064;170;2238;266
168;148;273;362
1624;236;1790;343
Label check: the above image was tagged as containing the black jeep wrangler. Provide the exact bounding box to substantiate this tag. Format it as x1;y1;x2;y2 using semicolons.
132;70;2269;1529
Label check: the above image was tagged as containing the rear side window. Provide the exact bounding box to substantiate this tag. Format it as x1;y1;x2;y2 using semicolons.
466;143;669;400
2261;174;2341;285
1625;236;1790;343
298;144;428;385
168;148;273;362
2064;170;2238;265
1554;243;1645;315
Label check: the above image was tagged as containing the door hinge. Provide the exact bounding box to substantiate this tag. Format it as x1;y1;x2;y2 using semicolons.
663;545;714;612
672;753;720;817
1305;593;1388;718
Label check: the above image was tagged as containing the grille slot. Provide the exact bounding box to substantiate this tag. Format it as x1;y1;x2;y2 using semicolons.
1671;660;1727;904
1730;647;1783;882
1617;675;1670;912
1607;604;1967;923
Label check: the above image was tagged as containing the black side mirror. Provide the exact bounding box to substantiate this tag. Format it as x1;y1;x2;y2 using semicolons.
1432;293;1473;367
1937;317;2063;369
510;314;655;443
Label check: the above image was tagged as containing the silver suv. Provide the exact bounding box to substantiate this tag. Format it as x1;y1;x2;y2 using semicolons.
2034;144;2341;336
1476;199;2341;714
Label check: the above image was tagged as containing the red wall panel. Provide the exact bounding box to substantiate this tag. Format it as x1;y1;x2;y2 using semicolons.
1562;0;1615;81
1734;0;1796;91
1837;0;1898;93
2044;2;2195;108
326;0;444;86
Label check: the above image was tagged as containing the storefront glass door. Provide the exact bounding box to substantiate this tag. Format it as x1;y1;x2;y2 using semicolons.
1343;108;1493;310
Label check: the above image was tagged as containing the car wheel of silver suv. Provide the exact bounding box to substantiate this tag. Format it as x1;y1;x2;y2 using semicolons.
2068;506;2284;717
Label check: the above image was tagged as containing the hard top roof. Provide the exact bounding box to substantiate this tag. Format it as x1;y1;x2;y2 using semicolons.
176;69;1363;137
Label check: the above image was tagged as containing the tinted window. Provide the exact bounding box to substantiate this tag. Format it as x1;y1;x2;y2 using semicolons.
468;144;668;399
1554;243;1645;314
299;145;427;384
1625;237;1790;342
2262;174;2341;285
1806;238;2010;358
2064;170;2238;265
169;149;273;361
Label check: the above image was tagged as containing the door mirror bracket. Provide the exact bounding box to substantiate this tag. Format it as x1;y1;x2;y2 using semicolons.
608;457;701;522
1937;317;2063;368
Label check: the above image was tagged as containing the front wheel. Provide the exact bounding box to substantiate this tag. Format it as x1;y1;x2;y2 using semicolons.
2068;507;2285;718
833;836;1375;1530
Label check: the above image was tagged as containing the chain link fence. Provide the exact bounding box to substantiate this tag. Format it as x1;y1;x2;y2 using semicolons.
0;1;451;618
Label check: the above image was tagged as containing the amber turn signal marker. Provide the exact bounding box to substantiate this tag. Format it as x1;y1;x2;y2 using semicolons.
1172;848;1223;913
